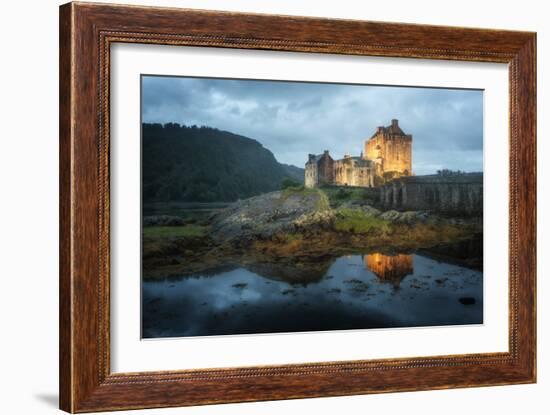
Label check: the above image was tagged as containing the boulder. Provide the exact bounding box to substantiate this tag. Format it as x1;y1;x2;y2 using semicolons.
459;297;476;305
360;205;382;217
379;210;431;224
379;210;401;221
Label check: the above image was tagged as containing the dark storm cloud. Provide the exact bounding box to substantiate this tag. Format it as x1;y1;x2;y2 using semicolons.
142;76;483;174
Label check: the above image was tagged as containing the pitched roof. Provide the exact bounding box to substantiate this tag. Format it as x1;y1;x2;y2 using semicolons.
369;121;407;139
307;152;333;164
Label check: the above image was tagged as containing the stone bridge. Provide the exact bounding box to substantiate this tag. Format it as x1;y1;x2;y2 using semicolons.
379;173;483;215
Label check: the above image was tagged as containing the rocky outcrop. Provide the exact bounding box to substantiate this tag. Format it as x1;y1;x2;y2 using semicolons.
209;187;466;244
211;190;334;242
379;210;431;224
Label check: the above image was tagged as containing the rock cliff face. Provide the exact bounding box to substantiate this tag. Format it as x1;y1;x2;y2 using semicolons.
379;173;483;215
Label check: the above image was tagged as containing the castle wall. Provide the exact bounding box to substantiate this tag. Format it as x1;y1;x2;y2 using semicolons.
334;160;351;186
334;159;374;187
379;174;483;215
364;135;382;161
365;133;412;176
304;163;318;188
305;120;413;188
318;154;334;185
305;152;334;188
352;166;374;187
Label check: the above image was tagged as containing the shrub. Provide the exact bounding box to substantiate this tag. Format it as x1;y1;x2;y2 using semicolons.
335;188;351;200
320;186;377;207
281;178;301;190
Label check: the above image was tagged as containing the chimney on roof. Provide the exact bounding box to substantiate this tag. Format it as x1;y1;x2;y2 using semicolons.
391;119;399;127
308;154;315;162
323;150;330;155
377;126;384;133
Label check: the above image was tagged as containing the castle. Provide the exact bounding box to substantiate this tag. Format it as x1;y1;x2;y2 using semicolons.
305;119;412;188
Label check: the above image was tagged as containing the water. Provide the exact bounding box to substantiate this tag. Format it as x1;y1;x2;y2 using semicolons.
142;252;483;338
143;202;229;222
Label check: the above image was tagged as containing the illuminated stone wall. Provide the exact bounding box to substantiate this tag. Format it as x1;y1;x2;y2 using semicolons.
364;119;412;176
333;156;375;187
305;119;412;188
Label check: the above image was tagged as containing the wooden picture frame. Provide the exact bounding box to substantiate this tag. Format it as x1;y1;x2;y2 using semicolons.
59;2;536;412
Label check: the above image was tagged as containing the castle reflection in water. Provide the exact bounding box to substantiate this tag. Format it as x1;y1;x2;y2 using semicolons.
364;253;414;288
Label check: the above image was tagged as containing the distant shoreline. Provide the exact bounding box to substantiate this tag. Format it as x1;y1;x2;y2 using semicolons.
144;201;231;210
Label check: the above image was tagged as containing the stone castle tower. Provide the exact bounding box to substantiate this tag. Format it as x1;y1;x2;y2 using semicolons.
305;151;334;188
364;119;412;177
305;119;412;188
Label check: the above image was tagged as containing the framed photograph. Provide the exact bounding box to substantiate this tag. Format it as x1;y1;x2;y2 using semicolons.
59;2;536;412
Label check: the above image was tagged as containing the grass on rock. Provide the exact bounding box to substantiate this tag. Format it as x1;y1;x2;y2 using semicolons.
334;208;391;234
280;186;330;211
320;186;378;208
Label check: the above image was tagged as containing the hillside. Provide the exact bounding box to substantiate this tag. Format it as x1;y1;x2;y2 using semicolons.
280;163;305;183
142;123;304;203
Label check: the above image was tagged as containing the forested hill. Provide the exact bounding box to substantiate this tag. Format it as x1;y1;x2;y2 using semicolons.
142;123;304;203
280;163;305;183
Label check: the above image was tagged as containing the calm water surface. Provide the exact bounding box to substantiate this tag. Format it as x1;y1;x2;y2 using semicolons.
142;252;483;338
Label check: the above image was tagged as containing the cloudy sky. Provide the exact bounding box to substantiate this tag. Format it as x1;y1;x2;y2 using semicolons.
142;75;483;175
